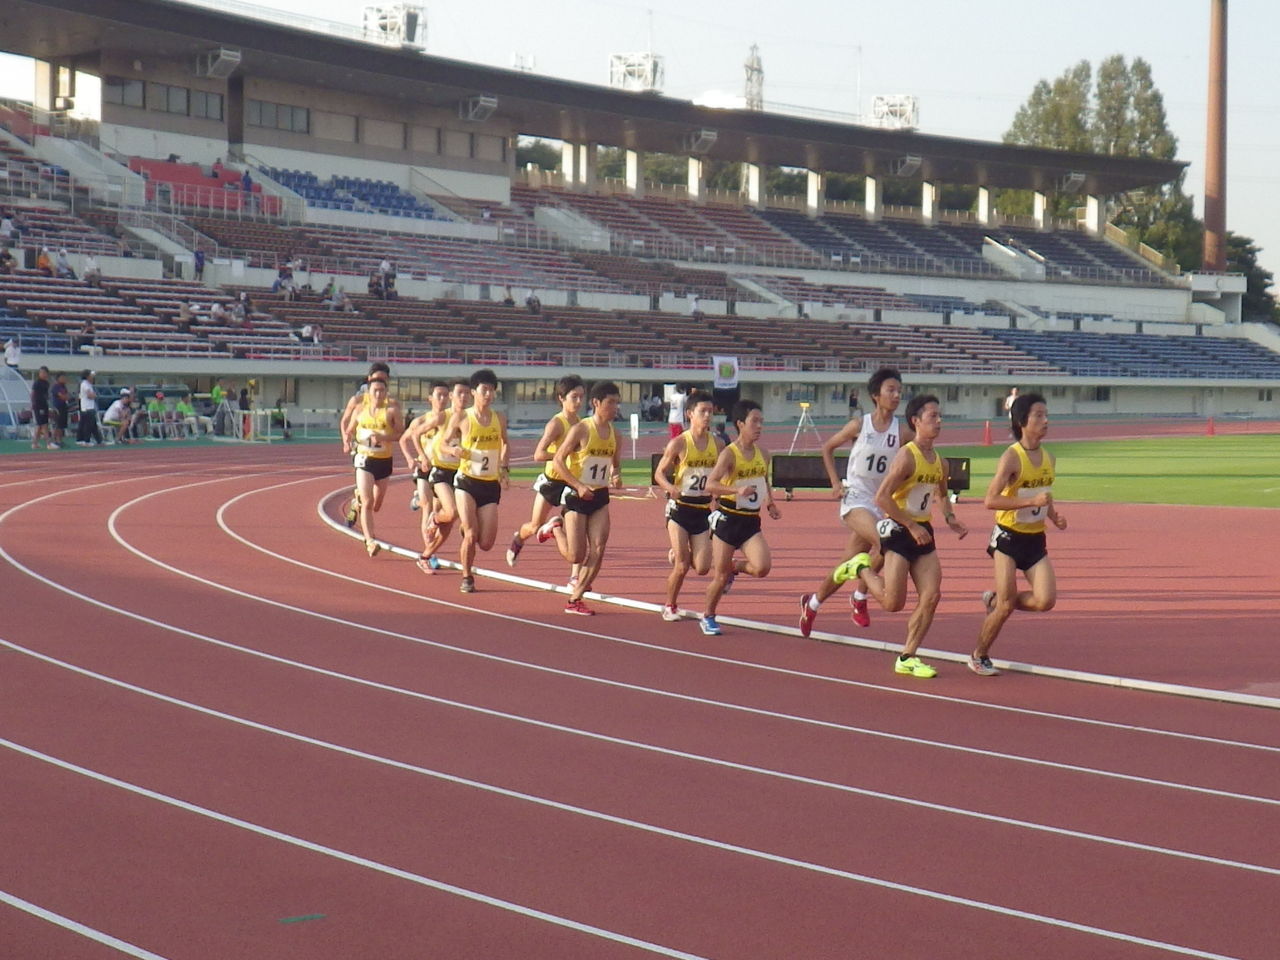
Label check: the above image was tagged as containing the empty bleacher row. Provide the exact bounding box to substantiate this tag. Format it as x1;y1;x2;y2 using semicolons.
5;261;1280;379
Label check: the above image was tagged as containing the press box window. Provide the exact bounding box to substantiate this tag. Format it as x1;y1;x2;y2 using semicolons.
148;83;189;115
191;90;223;121
103;78;144;108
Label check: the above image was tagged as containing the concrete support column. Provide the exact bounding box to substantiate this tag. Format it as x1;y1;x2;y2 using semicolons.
921;180;939;224
577;142;597;191
560;141;579;189
1032;190;1049;230
687;157;706;202
805;170;825;217
1083;195;1107;236
864;175;883;222
976;186;993;226
624;149;645;197
741;162;764;208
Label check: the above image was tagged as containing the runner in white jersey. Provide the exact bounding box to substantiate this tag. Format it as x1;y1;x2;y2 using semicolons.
798;367;913;637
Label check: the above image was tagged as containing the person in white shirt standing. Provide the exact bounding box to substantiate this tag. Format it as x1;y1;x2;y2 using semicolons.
667;383;687;440
76;370;102;445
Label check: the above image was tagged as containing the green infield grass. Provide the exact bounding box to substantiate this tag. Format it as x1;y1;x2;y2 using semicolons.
508;434;1280;510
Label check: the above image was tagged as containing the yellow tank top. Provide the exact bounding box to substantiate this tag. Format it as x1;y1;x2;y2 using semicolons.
459;407;502;481
996;442;1055;533
542;411;576;481
719;442;768;515
430;411;462;469
353;395;392;459
567;418;617;490
415;414;440;458
889;441;943;522
674;430;719;506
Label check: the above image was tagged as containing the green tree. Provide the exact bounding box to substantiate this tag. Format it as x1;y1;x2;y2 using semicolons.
1004;55;1197;265
1225;233;1278;321
515;138;560;172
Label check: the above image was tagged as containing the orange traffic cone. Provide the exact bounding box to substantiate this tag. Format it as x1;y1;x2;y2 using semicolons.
982;420;992;446
1206;416;1216;437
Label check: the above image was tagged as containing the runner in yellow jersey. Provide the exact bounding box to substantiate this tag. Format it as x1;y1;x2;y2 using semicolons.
553;380;622;616
417;378;473;572
441;369;508;593
339;362;391;527
970;392;1067;676
339;376;404;556
837;394;968;677
506;374;584;568
398;380;451;573
654;390;721;622
700;399;781;636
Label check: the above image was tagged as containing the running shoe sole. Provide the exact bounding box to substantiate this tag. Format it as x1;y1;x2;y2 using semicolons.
798;595;817;638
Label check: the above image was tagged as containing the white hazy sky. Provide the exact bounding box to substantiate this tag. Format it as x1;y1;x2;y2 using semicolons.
3;0;1278;284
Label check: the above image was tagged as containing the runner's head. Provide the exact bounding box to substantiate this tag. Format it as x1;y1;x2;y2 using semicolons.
731;399;763;442
589;380;621;418
556;374;586;414
449;377;472;409
868;367;903;411
470;368;499;408
904;394;940;435
1010;392;1047;441
685;390;715;430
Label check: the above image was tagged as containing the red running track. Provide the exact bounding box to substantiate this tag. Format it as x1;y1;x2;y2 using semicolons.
1;443;1279;960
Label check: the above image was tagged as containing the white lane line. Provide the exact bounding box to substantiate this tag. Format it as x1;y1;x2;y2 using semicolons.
3;475;1273;811
321;481;1280;711
299;475;1280;751
0;735;1252;960
0;889;172;959
98;476;1280;806
5;634;1278;880
0;737;710;960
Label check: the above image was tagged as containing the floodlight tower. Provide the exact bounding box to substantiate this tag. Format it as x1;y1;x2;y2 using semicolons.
1202;0;1227;272
362;4;426;49
744;44;763;111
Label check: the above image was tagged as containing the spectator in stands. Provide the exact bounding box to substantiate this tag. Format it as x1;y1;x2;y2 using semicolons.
82;253;101;287
241;168;253;193
279;272;297;302
147;392;172;439
176;394;210;436
176;301;194;331
30;365;53;449
320;277;337;302
230;298;249;326
690;295;704;320
0;248;16;275
367;271;385;299
36;247;54;277
75;371;101;448
848;388;860;419
0;211;15;242
525;290;541;315
379;258;394;282
239;291;255;314
76;319;97;356
55;248;76;280
102;388;133;444
4;338;19;368
50;372;70;446
501;286;515;307
193;249;205;281
210;300;231;324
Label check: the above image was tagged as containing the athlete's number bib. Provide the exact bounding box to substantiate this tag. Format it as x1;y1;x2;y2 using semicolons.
737;476;767;510
854;451;890;481
1014;486;1049;525
680;467;711;497
582;454;612;488
355;426;382;457
902;482;932;518
468;447;498;479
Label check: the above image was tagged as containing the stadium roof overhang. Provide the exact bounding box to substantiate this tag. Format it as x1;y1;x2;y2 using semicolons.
6;0;1188;194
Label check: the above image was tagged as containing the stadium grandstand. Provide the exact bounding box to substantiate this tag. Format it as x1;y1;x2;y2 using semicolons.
1;0;1276;434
